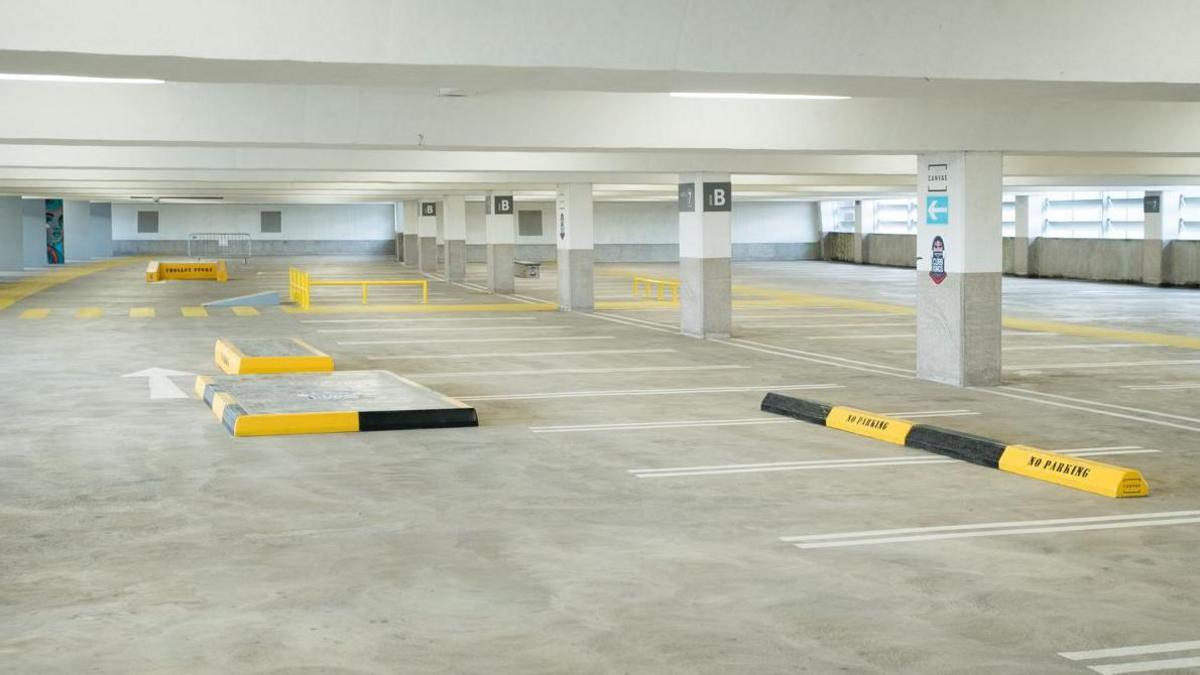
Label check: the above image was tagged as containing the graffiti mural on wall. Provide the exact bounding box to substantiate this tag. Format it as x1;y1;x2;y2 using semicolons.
45;199;64;264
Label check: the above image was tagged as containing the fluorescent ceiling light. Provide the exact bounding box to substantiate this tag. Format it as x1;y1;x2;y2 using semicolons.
669;91;849;100
0;73;164;84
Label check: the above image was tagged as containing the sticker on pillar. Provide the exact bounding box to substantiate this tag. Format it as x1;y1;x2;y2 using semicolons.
926;163;948;192
45;199;64;264
421;202;437;217
1144;194;1161;214
558;212;566;240
925;195;949;225
678;183;696;212
929;236;947;285
493;196;514;215
703;182;731;212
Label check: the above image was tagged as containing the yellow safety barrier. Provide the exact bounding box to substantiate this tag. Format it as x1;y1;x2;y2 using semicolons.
632;276;680;303
146;260;227;282
288;267;427;310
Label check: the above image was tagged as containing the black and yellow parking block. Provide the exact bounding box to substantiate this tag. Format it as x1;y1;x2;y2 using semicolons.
195;370;478;437
760;392;1148;499
214;337;334;375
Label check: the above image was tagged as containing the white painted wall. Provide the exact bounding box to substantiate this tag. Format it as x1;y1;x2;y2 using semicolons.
112;203;394;240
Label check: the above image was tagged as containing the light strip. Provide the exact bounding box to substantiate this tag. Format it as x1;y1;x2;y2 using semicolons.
669;91;849;100
0;73;164;84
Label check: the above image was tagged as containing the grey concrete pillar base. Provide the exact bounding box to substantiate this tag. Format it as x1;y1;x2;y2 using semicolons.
1143;238;1165;286
419;236;438;273
557;248;594;311
1012;238;1030;277
679;256;731;339
851;233;865;264
445;240;467;282
402;234;418;266
487;243;515;294
437;243;445;265
916;271;1001;387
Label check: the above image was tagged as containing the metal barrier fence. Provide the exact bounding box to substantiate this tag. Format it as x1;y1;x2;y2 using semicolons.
187;233;252;262
632;276;680;303
288;267;428;310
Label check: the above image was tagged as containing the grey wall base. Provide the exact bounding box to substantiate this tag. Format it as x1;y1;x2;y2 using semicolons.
679;256;732;339
445;239;466;282
114;239;396;256
487;244;515;294
466;242;819;264
916;271;1002;387
418;236;437;273
824;233;1200;287
557;248;594;311
402;234;418;265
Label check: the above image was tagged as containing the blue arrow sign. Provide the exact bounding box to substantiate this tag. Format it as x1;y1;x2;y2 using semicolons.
926;195;949;225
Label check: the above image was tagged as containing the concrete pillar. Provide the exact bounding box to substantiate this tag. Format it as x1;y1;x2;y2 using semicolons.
401;201;419;266
852;199;875;263
62;200;91;261
418;201;439;273
1012;195;1045;277
555;183;594;311
90;202;113;259
916;152;1003;387
21;199;45;267
678;173;732;338
817;201;839;261
1142;191;1181;286
486;193;516;294
443;195;467;282
0;197;22;270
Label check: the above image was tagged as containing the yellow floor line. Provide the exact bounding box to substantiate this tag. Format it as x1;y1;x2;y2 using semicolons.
607;272;1199;351
595;300;680;310
281;302;559;314
75;307;103;319
231;306;261;316
129;307;156;318
0;258;146;312
181;306;209;318
19;308;50;319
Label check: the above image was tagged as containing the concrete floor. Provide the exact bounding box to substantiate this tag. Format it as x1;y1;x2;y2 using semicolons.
1;256;1198;674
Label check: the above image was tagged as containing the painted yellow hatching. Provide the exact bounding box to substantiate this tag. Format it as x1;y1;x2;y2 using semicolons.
181;306;209;318
19;308;50;319
231;306;260;316
129;307;156;318
75;307;103;319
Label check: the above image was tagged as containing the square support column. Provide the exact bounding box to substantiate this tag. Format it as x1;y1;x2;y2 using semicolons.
443;195;467;282
678;173;732;338
852;199;875;263
21;199;45;267
555;183;594;311
1142;191;1180;286
1012;195;1045;277
916;152;1003;387
90;202;113;259
0;197;22;271
486;193;516;294
401;201;419;266
418;201;439;273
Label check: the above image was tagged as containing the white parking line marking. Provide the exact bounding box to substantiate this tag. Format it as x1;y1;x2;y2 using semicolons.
781;511;1200;549
976;388;1200;434
367;348;675;361
744;322;914;329
1122;383;1200;391
1087;656;1200;674
339;335;617;346
804;333;916;340
998;387;1200;425
301;317;540;324
889;343;1150;354
1006;359;1200;371
1060;640;1200;661
412;365;748;379
535;409;977;434
457;383;842;401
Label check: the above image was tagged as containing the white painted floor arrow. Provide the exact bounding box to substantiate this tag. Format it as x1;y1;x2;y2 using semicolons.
122;367;196;400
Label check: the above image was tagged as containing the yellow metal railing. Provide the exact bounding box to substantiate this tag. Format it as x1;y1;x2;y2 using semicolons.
289;267;427;310
632;276;680;303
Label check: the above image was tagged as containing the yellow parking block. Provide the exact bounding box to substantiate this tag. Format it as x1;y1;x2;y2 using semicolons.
19;308;50;319
129;307;156;318
231;306;261;317
76;307;103;319
181;306;208;318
